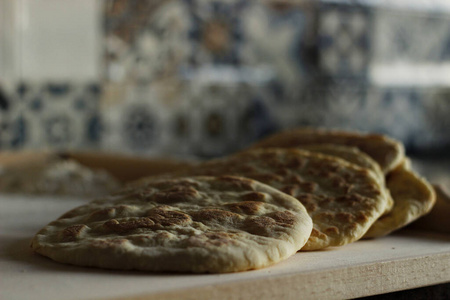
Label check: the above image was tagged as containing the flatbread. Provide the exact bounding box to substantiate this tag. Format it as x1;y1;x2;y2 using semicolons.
31;176;312;273
364;160;436;238
146;148;389;250
248;128;405;174
295;144;394;214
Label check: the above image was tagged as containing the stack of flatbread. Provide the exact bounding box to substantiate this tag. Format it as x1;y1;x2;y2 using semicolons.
31;128;436;273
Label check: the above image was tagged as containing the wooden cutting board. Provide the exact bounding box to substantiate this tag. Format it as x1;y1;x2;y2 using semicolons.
1;193;449;300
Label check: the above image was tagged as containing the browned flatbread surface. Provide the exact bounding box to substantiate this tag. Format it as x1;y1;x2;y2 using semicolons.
31;176;312;273
364;161;436;238
248;128;405;174
295;144;393;215
149;148;389;250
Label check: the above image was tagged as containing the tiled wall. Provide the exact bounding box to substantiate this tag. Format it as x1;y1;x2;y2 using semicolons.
1;0;450;158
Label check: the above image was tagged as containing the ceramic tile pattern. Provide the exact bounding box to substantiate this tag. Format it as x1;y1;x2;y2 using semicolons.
0;0;449;157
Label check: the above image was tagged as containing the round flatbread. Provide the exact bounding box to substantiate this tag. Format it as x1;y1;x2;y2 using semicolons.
149;148;389;250
248;128;405;174
31;176;312;273
364;161;436;238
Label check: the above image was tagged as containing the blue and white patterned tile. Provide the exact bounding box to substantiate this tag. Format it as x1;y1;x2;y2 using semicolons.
241;2;314;86
372;9;450;65
100;85;170;155
0;82;101;150
185;0;248;66
318;2;372;80
104;1;191;84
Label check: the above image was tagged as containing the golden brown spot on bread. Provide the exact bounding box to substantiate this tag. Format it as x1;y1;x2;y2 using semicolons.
335;194;365;206
152;186;199;204
310;228;327;239
295;194;317;212
268;211;296;227
243;216;276;236
336;212;354;223
225;201;263;215
316;212;334;221
191;209;241;222
104;209;191;232
355;212;369;223
147;208;192;226
281;185;298;196
240;192;266;202
287;174;303;185
296;194;314;204
325;226;339;235
62;224;88;240
104;218;155;233
304;202;318;212
299;182;318;193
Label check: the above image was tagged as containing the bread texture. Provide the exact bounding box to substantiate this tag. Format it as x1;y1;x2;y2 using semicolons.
364;160;436;238
248;128;405;174
143;148;389;250
31;176;312;273
294;144;393;214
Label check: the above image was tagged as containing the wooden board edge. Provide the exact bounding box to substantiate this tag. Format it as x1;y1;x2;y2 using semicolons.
105;252;450;300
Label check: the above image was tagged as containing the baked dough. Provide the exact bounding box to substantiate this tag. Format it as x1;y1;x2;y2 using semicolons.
31;176;312;273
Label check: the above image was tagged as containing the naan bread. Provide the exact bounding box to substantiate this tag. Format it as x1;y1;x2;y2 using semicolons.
31;176;312;273
294;144;393;214
144;149;389;250
364;161;436;238
248;128;405;174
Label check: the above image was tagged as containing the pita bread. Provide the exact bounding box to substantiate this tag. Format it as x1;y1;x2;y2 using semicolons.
364;160;436;238
148;148;389;250
31;176;312;273
248;128;405;174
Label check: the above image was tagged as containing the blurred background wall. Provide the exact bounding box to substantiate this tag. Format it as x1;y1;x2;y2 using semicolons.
1;0;450;159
